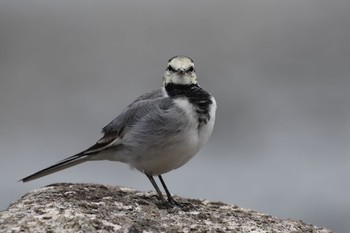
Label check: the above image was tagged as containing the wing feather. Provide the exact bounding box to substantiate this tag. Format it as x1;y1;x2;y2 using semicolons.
84;88;170;154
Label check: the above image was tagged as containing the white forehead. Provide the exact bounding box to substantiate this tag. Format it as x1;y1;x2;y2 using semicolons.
168;56;194;69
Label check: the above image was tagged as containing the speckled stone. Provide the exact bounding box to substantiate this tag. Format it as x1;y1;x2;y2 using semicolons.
0;183;333;233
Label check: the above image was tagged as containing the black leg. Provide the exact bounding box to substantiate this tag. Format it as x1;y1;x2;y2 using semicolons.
158;175;180;206
146;174;172;207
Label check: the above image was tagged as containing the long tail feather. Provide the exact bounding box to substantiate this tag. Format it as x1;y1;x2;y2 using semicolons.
20;152;89;182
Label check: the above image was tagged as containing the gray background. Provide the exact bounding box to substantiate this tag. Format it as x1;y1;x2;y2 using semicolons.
1;1;349;232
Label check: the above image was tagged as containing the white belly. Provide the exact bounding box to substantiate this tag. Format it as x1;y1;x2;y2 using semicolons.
131;96;217;175
100;95;217;176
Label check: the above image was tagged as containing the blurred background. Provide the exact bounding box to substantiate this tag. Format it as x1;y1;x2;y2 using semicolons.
1;1;349;232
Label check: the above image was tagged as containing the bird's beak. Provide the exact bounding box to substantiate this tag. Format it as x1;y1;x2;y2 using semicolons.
177;68;185;75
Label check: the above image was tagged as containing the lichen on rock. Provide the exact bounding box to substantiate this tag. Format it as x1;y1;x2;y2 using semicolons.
0;183;333;233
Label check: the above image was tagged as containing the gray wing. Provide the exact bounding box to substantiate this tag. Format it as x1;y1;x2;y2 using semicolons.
20;88;168;182
102;88;163;134
83;88;170;153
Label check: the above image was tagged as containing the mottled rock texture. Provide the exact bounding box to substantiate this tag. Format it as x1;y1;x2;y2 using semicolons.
0;183;332;233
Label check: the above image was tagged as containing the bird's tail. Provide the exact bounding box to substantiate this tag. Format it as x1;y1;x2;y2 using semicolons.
20;152;89;182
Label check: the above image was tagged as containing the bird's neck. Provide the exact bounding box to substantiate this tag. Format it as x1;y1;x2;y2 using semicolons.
165;83;213;125
164;83;199;98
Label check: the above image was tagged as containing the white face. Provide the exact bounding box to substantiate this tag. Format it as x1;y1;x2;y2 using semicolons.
163;56;198;85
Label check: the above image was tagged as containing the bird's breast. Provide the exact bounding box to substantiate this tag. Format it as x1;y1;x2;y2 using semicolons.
173;95;216;153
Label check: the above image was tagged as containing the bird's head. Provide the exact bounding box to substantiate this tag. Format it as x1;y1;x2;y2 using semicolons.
163;56;198;85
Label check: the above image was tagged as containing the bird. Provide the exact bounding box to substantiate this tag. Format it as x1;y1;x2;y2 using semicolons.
20;56;217;208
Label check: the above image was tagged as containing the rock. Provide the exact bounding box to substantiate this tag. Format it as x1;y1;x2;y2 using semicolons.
0;183;332;233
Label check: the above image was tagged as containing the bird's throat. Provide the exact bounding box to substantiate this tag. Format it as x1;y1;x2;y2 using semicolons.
165;83;213;125
164;83;197;98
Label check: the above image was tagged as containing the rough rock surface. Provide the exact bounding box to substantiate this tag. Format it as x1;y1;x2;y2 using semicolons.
0;183;332;233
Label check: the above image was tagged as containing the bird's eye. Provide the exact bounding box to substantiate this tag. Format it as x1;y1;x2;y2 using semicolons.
167;65;176;72
187;66;194;72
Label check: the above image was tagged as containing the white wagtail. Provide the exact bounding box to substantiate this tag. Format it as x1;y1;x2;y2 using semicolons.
21;56;217;207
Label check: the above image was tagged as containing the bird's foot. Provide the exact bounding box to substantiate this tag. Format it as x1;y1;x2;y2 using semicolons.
166;196;196;211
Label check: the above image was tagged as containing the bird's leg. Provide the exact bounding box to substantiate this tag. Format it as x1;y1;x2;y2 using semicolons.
146;174;173;208
158;175;196;210
158;175;181;206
